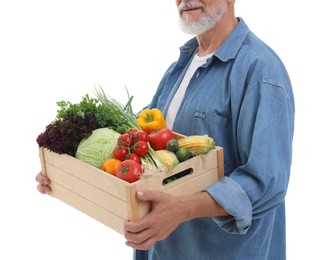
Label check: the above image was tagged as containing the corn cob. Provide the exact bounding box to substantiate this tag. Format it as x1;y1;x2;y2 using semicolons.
177;135;215;156
155;150;179;170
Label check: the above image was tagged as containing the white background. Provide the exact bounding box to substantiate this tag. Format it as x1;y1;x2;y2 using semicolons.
0;0;311;259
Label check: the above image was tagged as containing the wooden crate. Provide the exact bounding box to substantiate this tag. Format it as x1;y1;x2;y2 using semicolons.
39;145;223;235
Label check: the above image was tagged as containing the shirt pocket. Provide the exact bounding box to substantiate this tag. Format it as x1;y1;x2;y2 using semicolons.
192;110;236;176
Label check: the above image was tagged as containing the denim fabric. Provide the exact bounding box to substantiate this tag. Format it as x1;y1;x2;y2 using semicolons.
134;18;294;260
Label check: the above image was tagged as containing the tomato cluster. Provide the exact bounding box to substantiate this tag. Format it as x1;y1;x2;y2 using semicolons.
113;128;149;163
111;127;176;183
112;128;149;183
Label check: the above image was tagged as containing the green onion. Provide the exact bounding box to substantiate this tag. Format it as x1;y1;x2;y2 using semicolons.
94;85;163;169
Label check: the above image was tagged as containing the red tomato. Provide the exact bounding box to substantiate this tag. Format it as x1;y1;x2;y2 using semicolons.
132;140;149;157
148;128;175;150
126;153;141;164
132;131;149;143
116;160;143;183
113;146;129;161
125;128;138;136
117;133;131;148
125;128;139;146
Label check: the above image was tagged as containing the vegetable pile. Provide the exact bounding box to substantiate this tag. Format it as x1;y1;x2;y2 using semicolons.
37;86;216;183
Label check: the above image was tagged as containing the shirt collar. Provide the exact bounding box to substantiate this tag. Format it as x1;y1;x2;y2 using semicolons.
179;17;250;62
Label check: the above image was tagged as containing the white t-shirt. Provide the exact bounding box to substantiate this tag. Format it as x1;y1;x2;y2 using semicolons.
166;53;213;129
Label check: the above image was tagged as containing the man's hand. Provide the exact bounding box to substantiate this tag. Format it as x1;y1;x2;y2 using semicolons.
35;171;52;194
123;190;186;250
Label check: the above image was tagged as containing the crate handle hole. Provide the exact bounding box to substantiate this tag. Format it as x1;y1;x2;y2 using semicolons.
162;168;193;185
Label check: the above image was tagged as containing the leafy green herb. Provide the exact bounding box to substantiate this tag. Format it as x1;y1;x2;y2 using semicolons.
55;94;99;120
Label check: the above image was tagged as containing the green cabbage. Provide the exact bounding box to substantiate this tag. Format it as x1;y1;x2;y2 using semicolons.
75;128;120;168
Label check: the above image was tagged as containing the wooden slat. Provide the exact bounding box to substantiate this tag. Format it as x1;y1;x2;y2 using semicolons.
164;168;218;195
49;181;125;234
42;148;131;199
45;163;128;218
216;147;224;179
135;148;218;191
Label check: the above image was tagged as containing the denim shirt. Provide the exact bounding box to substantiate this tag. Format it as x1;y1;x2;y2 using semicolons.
134;18;295;260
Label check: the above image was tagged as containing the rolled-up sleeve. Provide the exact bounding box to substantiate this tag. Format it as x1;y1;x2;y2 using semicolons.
206;177;252;234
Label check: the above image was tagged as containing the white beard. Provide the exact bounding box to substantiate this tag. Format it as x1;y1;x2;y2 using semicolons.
177;0;228;35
